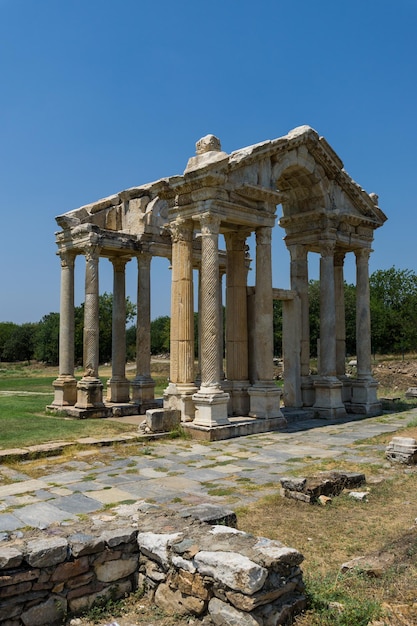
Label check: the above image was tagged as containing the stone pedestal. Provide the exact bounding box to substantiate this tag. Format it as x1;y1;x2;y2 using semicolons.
163;382;196;422
350;378;381;416
229;380;251;416
51;376;77;408
248;383;284;420
131;376;157;412
74;377;108;417
106;378;131;404
313;377;346;418
192;387;230;427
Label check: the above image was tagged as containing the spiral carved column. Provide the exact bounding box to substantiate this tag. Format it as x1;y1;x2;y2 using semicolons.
193;213;229;426
75;244;105;413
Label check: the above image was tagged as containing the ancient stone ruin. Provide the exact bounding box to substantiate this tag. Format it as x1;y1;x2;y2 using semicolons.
50;126;387;431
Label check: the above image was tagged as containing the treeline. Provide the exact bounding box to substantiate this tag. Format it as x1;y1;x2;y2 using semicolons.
2;268;417;365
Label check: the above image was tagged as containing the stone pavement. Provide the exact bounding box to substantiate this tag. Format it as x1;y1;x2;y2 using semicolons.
1;408;416;537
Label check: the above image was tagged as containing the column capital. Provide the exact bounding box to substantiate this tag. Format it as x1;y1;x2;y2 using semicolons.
256;225;272;245
109;256;131;272
84;243;101;262
288;243;307;262
59;250;76;269
224;230;250;251
319;240;336;258
200;213;220;235
355;247;372;263
170;219;194;243
334;250;346;267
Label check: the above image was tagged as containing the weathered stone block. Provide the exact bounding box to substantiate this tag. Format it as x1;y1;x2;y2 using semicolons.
21;596;67;626
25;537;68;568
95;555;139;582
0;547;23;569
386;436;417;464
209;597;262;625
51;556;89;582
137;531;182;566
193;551;268;595
145;408;181;432
154;583;205;616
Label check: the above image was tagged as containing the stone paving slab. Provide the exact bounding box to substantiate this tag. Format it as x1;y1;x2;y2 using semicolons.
1;409;417;534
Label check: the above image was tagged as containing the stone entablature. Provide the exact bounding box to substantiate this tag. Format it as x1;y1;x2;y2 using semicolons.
51;126;387;424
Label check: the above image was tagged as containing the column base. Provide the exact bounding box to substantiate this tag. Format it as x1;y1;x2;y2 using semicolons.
164;382;198;422
75;377;105;411
313;376;346;419
192;387;230;427
49;376;77;408
106;378;131;403
339;375;353;405
248;383;283;420
130;376;156;413
350;377;381;416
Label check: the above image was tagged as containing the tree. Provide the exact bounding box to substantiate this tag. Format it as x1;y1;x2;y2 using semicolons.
0;322;19;360
370;267;417;354
2;323;37;363
34;313;60;365
150;316;170;354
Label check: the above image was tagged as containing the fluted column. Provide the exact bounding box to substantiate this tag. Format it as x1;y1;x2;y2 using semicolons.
313;240;345;418
225;231;250;415
131;251;156;410
248;226;283;420
164;219;197;421
107;256;130;403
51;250;77;408
75;243;105;411
350;247;380;415
192;213;229;426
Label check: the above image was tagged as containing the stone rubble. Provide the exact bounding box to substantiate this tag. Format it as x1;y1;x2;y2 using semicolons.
385;436;417;464
0;506;306;626
280;471;366;503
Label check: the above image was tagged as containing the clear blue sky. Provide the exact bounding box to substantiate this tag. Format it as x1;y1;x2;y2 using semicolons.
1;0;416;324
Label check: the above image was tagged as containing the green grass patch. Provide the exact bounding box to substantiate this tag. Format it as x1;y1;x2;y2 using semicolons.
0;392;135;450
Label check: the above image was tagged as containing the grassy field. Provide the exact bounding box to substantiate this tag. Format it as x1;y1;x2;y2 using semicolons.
0;363;168;449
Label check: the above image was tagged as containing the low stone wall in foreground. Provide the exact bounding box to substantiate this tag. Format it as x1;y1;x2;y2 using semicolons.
0;508;306;626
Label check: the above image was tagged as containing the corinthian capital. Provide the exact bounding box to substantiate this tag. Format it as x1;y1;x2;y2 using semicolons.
200;213;221;236
170;219;194;243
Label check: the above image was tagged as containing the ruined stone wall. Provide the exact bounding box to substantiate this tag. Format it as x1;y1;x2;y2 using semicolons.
0;511;306;626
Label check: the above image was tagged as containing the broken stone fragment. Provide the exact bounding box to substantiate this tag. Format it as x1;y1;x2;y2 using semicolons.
386;437;417;464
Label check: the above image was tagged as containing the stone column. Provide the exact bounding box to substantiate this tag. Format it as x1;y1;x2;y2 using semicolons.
288;243;313;406
75;243;106;414
131;251;156;411
313;241;345;418
164;219;197;421
248;226;283;420
225;231;250;415
193;213;229;426
334;251;346;376
334;251;351;405
106;256;130;403
51;250;77;408
351;248;381;415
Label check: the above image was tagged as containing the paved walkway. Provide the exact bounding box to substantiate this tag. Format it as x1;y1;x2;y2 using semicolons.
1;408;416;536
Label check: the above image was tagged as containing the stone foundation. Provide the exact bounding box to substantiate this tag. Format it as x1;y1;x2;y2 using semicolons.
0;507;306;626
